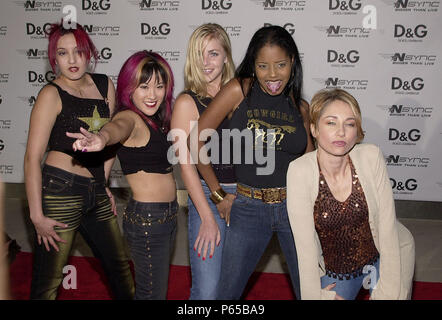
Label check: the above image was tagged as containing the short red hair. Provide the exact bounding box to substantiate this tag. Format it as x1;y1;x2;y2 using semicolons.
46;21;98;73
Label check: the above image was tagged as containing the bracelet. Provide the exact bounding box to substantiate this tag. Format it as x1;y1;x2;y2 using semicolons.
210;188;227;205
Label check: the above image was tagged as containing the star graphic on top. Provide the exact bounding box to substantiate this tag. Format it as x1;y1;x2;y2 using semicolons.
78;106;109;133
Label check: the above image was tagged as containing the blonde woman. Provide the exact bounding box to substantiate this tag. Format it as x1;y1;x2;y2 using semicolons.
170;23;235;299
287;88;415;300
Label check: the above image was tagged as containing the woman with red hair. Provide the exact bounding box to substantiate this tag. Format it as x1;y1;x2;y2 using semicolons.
68;50;177;300
24;21;134;299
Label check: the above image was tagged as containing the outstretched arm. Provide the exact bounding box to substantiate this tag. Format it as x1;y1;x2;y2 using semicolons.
66;110;136;152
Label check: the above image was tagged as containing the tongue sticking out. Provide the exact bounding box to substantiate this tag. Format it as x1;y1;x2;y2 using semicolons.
266;81;282;94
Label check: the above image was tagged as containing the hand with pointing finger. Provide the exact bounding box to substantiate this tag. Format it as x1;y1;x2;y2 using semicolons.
66;127;107;152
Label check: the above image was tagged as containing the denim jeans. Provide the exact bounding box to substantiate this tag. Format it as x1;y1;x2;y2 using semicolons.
188;181;237;300
216;191;301;300
123;198;178;300
320;259;380;300
30;164;134;300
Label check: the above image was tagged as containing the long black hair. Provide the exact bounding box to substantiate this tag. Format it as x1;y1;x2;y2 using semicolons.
236;25;303;108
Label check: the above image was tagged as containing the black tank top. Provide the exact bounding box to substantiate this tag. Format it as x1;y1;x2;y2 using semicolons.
185;91;236;184
229;82;307;188
117;115;172;175
47;73;111;182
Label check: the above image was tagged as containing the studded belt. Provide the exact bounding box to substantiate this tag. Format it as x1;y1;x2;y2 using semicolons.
237;183;287;204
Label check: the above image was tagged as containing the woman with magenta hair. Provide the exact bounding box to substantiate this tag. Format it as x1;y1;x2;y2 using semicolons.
24;21;134;299
68;50;177;300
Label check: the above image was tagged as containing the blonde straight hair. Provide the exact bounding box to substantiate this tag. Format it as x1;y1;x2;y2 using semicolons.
184;23;235;97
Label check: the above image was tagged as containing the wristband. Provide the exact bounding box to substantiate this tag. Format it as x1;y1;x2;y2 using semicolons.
210;188;227;205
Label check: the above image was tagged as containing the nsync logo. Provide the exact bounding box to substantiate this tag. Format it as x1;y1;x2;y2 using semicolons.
83;25;120;34
327;50;359;63
26;23;52;35
202;0;232;10
262;0;306;9
390;178;417;192
327;25;370;36
82;0;111;10
388;128;421;142
329;0;362;10
24;1;62;9
324;77;368;89
386;155;429;167
389;104;433;117
263;23;294;35
28;96;37;106
28;71;56;83
139;0;180;9
392;53;436;65
394;0;439;9
155;50;180;62
391;77;424;91
394;24;427;38
141;23;171;36
26;49;48;59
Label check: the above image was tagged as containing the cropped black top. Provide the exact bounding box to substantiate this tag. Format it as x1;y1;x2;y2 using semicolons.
47;73;111;182
229;83;307;188
185;90;236;184
117;116;172;175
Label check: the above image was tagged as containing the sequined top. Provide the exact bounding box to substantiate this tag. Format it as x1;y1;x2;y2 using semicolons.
314;157;379;279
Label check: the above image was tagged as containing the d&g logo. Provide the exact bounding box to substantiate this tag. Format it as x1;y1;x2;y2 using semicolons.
390;178;418;192
327;50;359;65
28;71;56;85
202;0;232;10
329;0;362;12
82;0;111;10
388;128;421;144
391;77;424;93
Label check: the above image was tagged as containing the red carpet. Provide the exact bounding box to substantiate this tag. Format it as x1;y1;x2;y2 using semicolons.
9;252;442;300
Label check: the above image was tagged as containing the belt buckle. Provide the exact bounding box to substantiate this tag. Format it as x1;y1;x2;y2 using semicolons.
261;188;281;204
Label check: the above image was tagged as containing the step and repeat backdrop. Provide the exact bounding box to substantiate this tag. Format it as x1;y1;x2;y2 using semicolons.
0;0;441;201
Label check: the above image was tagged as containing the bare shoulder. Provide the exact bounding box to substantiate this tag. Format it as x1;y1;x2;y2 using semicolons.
37;84;59;101
33;84;61;114
225;77;247;96
215;78;246;113
174;92;197;110
113;109;139;122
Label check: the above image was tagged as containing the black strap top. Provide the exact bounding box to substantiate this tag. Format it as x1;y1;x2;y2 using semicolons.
185;90;236;184
228;82;307;188
47;73;111;182
117;116;172;175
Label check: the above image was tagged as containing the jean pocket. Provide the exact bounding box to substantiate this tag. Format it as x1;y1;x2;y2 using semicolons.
42;173;70;194
233;193;252;206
